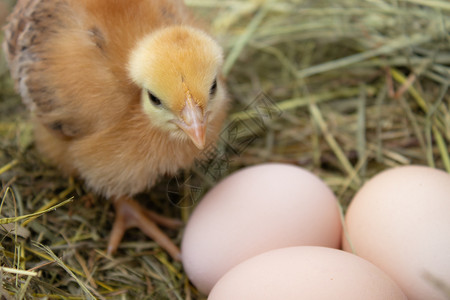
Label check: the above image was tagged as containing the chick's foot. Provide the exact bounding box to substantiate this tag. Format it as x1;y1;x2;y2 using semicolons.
107;196;182;260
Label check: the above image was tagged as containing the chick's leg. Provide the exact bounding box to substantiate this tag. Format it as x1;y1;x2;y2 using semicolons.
107;196;182;260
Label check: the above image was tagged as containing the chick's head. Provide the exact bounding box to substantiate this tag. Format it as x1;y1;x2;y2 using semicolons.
128;26;225;149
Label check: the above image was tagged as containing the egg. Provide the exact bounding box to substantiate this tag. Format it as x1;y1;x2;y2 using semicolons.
181;163;342;294
343;165;450;300
209;246;407;300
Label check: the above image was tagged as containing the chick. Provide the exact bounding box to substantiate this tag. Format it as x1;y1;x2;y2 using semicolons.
3;0;229;259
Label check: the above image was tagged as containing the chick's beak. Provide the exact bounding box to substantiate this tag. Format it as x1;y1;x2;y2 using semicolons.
175;93;208;150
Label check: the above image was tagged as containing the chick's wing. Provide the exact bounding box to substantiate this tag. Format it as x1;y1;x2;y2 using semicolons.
3;0;145;139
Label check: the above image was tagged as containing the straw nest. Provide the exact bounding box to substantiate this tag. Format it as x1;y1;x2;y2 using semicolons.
0;0;449;299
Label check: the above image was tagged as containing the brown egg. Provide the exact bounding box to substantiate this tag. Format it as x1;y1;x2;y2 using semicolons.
343;165;450;300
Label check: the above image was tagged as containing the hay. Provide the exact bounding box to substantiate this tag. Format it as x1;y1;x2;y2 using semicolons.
0;0;449;298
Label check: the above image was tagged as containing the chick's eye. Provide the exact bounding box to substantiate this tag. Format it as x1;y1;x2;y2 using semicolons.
209;79;217;96
148;91;162;106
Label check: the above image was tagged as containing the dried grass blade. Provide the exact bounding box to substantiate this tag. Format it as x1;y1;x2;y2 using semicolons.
390;68;429;113
22;182;75;226
400;0;450;10
0;160;18;176
298;35;431;79
432;127;450;172
309;103;361;185
356;86;367;177
0;267;37;276
32;242;97;300
222;6;268;76
17;274;33;300
25;246;114;292
0;198;73;225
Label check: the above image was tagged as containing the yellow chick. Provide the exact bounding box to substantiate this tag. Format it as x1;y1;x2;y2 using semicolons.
3;0;229;259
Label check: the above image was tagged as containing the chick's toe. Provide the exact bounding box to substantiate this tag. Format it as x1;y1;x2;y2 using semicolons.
108;196;181;260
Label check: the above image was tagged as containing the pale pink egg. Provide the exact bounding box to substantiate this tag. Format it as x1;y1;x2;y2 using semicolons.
343;165;450;300
209;246;406;300
181;163;342;294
